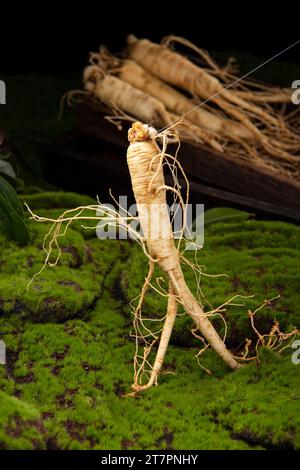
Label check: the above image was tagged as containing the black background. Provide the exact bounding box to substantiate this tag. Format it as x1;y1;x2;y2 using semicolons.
0;6;299;74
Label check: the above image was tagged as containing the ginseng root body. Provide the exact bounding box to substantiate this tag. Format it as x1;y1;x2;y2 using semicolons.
127;122;240;391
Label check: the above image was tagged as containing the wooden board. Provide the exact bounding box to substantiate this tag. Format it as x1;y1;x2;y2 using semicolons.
44;129;300;224
77;99;300;212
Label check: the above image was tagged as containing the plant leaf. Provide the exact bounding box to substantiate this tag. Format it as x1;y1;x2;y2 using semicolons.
0;174;24;218
204;207;252;227
0;193;30;245
0;160;16;179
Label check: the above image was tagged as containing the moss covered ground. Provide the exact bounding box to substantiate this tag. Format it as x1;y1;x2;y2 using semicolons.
0;191;300;450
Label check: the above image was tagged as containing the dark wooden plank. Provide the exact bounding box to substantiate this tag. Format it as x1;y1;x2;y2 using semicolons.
187;179;300;223
178;142;300;211
44;132;300;224
77;99;300;211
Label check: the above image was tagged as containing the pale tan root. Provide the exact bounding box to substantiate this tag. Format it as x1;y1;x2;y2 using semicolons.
127;122;240;371
232;297;299;363
234;89;292;103
167;112;224;153
162;35;293;105
132;283;178;392
126;37;279;127
126;36;300;167
161;35;292;107
83;65;172;129
94;51;253;141
83;64;226;152
84;47;300;177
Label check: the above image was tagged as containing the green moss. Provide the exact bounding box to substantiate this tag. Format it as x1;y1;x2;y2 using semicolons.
203;349;300;450
0;392;45;449
0;194;300;449
0;193;125;321
0;295;299;450
121;220;300;348
21;192;95;210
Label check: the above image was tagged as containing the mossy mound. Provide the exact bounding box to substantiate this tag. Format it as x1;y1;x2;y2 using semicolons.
20;191;95;210
0;192;126;322
0;299;299;450
121;220;300;349
0;191;300;449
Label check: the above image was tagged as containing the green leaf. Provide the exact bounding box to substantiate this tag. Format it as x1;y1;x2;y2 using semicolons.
0;193;30;245
0;175;30;245
0;174;24;218
204;207;252;227
0;160;16;179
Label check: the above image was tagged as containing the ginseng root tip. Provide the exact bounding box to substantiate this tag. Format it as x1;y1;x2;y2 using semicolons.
128;121;158;142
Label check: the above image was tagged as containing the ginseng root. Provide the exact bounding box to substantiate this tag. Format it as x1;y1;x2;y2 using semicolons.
27;121;298;393
83;65;172;129
126;36;300;166
161;35;293;105
83;65;223;152
127;122;240;392
133;282;178;392
126;36;280;127
94;49;253;141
